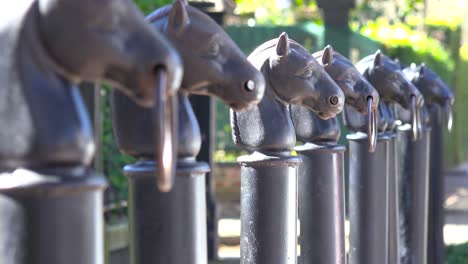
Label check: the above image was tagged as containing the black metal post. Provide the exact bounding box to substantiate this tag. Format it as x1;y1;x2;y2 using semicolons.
125;159;209;264
387;134;401;264
239;153;299;264
0;171;106;264
113;92;210;264
296;143;346;264
348;133;389;264
397;125;430;264
427;105;445;264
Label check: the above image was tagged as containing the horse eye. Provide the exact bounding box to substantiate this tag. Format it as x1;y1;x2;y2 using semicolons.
301;68;313;79
206;42;220;58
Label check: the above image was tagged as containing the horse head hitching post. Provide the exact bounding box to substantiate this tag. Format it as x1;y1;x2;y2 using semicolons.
396;62;455;264
345;50;423;264
111;1;265;263
0;0;182;263
291;45;379;264
231;33;344;264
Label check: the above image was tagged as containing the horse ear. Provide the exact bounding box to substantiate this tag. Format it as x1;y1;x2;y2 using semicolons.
168;0;190;36
374;50;383;67
276;32;290;57
322;45;334;65
419;63;426;76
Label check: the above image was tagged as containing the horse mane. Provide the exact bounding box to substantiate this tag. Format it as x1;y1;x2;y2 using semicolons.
247;38;301;69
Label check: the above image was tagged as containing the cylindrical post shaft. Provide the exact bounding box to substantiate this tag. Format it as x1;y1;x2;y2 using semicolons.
240;153;299;264
126;160;209;264
427;105;444;264
348;134;390;264
397;126;431;264
0;171;106;264
388;134;401;264
296;143;346;264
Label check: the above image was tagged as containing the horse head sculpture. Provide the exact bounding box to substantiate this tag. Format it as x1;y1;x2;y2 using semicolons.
112;0;265;191
231;33;344;154
345;50;424;140
291;45;380;151
402;63;455;131
0;0;182;173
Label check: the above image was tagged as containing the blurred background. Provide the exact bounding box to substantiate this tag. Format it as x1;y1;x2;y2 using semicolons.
87;0;468;263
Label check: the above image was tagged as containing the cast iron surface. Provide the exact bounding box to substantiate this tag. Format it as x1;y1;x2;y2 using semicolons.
387;135;401;264
239;156;299;264
125;160;209;264
291;45;379;148
296;144;346;264
292;46;378;264
112;0;265;160
397;125;431;264
398;63;454;130
348;134;391;264
231;33;344;153
0;169;106;264
343;51;424;139
398;63;453;264
427;106;445;264
0;0;181;174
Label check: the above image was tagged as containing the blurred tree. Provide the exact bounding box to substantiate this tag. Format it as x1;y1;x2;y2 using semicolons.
135;0;173;13
235;0;320;25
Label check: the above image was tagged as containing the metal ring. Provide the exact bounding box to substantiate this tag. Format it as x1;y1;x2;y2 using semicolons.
411;95;420;141
154;69;178;192
367;97;377;153
445;101;453;132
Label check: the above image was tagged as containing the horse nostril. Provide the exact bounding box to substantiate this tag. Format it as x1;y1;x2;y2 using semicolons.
244;80;255;92
329;95;339;105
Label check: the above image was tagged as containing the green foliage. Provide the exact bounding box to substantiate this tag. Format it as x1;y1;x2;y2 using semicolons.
134;0;173;13
446;242;468;264
360;20;455;84
101;87;135;200
234;0;320;25
425;15;463;30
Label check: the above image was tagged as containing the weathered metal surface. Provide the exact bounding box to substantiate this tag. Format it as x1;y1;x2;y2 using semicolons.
343;51;424;140
231;33;344;264
348;134;390;264
0;1;182;263
239;154;300;264
125;160;210;264
397;126;431;264
387;134;401;264
292;46;379;149
112;0;265;191
427;105;445;264
398;63;454;264
346;51;422;264
231;35;344;153
296;144;346;264
292;46;378;264
112;2;265;264
0;0;181;171
0;170;106;264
